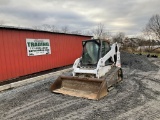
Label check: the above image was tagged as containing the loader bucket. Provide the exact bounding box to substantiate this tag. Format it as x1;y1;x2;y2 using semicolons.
50;76;108;100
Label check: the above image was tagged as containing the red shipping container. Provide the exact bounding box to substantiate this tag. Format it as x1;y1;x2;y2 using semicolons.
0;27;92;82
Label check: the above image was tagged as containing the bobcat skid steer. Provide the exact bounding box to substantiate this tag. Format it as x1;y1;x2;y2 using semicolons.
50;39;123;100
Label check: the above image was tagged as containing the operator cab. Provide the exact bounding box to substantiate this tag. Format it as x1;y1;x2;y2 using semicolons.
81;39;111;67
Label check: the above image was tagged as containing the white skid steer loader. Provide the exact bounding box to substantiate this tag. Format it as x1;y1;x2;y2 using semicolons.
51;39;123;100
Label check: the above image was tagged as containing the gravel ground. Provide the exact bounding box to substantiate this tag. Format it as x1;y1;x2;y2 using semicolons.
0;53;160;120
121;52;159;71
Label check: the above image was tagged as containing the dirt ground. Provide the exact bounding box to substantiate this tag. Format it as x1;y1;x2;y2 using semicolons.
0;55;160;120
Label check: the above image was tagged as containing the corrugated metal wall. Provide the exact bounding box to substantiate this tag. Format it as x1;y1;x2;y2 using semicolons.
0;28;91;82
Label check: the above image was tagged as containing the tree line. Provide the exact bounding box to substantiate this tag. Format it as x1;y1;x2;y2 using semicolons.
1;14;160;44
32;14;160;44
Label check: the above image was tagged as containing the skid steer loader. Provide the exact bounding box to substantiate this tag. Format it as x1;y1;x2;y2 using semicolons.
50;39;123;100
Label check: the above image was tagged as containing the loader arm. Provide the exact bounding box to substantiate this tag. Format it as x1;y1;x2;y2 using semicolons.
97;43;120;68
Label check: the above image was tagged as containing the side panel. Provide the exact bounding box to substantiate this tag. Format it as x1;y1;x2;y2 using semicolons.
0;29;91;82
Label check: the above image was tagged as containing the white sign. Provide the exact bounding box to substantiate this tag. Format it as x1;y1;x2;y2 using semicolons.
26;39;51;56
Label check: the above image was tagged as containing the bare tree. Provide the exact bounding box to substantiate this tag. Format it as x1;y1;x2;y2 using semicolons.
145;14;160;40
92;23;111;39
112;32;125;43
142;27;155;40
50;25;57;32
32;25;41;30
61;26;70;33
92;23;104;38
32;24;58;32
41;24;51;31
101;31;111;40
71;30;82;34
136;35;146;46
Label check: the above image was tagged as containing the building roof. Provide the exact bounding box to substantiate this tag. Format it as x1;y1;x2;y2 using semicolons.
0;25;93;37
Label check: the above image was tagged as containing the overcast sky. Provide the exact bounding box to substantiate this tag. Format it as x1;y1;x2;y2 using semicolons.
0;0;160;36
